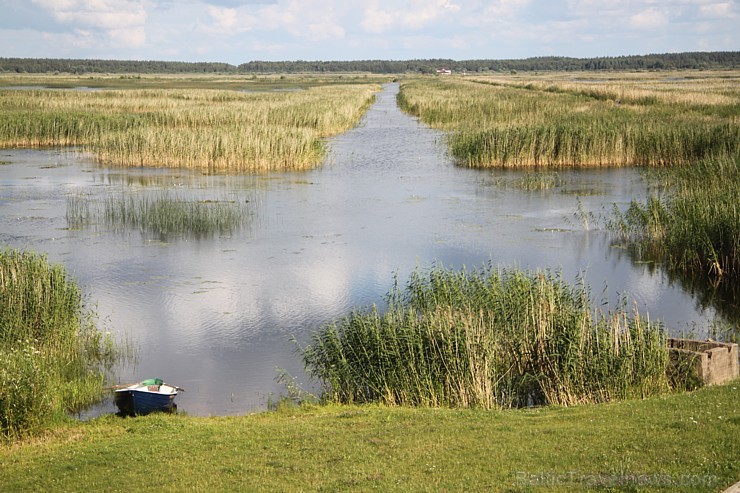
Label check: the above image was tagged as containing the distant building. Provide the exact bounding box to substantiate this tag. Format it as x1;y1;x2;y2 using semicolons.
436;68;452;75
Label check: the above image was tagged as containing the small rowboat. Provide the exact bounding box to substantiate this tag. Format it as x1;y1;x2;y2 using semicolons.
113;378;181;415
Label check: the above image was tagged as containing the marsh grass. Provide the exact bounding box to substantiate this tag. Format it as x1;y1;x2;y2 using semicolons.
489;171;565;191
471;71;740;107
0;72;389;91
608;155;739;289
67;192;253;239
398;74;739;168
516;171;564;190
65;195;92;227
0;81;378;172
301;266;671;409
0;249;117;440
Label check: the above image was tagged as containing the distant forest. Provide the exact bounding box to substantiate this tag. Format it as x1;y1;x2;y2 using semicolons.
1;52;739;74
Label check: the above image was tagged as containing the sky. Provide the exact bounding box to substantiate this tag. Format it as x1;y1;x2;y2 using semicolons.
0;0;738;64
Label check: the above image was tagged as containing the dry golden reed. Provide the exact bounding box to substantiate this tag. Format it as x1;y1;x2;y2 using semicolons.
0;83;378;172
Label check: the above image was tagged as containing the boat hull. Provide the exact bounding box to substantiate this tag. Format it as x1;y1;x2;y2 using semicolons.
114;382;178;415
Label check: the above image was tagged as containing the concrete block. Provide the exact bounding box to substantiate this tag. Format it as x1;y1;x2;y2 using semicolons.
667;338;739;386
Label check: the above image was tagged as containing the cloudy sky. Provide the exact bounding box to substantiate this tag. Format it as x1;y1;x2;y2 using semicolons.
1;0;738;63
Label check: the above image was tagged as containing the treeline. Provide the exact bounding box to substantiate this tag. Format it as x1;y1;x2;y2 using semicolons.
0;58;234;74
238;52;740;73
1;52;738;74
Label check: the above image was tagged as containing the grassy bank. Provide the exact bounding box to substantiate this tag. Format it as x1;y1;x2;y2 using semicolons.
398;71;739;168
0;249;116;441
0;75;379;172
1;383;738;492
301;267;674;409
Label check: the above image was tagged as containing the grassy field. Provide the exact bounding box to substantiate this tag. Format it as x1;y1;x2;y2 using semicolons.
0;74;381;172
0;383;738;492
398;71;739;168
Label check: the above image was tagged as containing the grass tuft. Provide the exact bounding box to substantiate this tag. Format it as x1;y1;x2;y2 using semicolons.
68;192;254;239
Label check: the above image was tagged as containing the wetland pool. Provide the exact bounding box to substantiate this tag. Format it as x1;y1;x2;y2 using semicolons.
0;83;724;416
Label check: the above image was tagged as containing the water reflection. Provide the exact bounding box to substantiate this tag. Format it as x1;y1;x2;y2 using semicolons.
0;83;728;416
610;242;739;331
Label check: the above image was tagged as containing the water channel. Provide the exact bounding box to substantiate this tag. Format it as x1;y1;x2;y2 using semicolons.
0;83;722;416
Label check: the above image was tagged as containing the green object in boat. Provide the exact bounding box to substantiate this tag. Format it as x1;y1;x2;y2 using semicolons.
140;378;164;386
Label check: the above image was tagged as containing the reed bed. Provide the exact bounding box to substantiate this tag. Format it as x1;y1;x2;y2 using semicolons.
468;71;740;107
0;84;377;172
608;155;739;288
0;249;115;440
0;72;389;91
301;266;671;409
67;192;252;239
398;74;739;168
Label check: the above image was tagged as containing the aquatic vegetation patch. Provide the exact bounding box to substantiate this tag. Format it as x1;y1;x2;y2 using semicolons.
488;171;566;191
67;192;253;239
607;155;739;296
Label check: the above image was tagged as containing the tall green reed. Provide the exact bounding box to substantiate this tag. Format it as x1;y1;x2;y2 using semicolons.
0;249;117;440
608;155;739;289
301;266;671;409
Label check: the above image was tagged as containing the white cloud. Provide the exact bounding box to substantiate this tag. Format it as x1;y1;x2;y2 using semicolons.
31;0;148;47
630;7;669;29
401;0;461;29
307;21;345;41
565;0;626;16
256;2;297;31
108;27;146;47
224;0;346;41
360;0;461;33
2;0;738;63
698;2;735;17
360;7;395;33
482;0;532;17
31;0;147;29
208;6;239;30
45;28;97;49
202;5;256;34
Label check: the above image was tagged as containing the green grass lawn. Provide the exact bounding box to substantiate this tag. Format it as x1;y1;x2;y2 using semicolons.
2;382;738;492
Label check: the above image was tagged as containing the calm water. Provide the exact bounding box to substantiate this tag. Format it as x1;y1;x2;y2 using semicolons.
0;83;721;416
